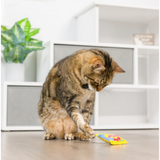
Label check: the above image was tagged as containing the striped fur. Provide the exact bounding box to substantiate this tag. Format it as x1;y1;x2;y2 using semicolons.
38;49;124;140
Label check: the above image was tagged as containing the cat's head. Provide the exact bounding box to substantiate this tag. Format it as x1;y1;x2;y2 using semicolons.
81;49;125;92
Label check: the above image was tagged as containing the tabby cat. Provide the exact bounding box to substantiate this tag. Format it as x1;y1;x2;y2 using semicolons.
38;49;125;140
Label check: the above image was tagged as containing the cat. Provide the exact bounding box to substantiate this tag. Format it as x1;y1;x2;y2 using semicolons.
38;48;125;140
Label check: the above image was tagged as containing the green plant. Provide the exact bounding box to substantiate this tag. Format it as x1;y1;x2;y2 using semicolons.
1;18;45;63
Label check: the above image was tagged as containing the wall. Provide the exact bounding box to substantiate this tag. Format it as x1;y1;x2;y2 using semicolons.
3;0;94;43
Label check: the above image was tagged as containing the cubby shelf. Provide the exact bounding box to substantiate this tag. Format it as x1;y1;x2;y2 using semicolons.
1;40;159;130
75;1;159;45
74;1;159;129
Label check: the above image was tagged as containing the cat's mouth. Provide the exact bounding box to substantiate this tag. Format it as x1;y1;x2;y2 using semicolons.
89;82;103;92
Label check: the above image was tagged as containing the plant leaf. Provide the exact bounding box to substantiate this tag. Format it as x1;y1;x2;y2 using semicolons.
17;18;31;36
11;23;25;43
19;42;45;50
19;42;45;60
7;45;24;63
2;43;15;62
29;38;42;45
25;28;40;41
1;25;8;31
1;30;18;47
29;28;40;36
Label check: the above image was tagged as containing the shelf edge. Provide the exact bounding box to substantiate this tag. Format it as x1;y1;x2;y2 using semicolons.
74;1;159;18
106;84;159;89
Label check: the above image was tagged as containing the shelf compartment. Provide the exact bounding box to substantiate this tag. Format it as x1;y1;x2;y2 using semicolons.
2;82;43;131
97;87;159;128
138;48;159;85
75;3;159;45
53;43;133;84
99;19;159;45
99;4;158;23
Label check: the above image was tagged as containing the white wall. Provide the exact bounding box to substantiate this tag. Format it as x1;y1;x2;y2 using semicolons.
3;0;94;43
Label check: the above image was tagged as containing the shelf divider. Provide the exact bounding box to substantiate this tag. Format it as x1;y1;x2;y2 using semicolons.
133;47;138;85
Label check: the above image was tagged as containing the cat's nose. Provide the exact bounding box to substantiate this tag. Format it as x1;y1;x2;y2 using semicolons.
97;86;103;92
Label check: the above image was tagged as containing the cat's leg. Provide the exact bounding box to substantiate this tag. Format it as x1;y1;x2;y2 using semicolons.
66;98;95;139
78;100;94;140
82;99;95;124
39;99;66;139
87;93;95;124
81;93;95;124
43;133;56;140
63;117;78;141
79;94;95;140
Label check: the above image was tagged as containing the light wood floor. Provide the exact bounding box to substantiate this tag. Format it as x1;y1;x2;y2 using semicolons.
1;130;159;160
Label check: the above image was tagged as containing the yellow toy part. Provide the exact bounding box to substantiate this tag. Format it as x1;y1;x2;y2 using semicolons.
95;133;128;145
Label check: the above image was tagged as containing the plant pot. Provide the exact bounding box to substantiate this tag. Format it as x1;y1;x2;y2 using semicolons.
5;63;25;82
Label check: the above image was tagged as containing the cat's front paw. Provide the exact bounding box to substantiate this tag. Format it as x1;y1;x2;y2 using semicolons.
43;133;55;140
83;123;95;139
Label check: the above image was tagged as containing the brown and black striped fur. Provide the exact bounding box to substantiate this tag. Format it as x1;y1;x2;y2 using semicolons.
38;49;125;140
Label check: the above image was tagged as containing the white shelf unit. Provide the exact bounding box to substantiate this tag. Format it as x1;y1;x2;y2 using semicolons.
37;41;159;129
75;1;159;45
74;1;159;129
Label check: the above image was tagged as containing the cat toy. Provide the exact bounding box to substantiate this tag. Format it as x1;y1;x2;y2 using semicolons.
95;133;128;145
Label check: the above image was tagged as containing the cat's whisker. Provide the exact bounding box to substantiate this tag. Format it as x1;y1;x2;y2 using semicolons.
101;88;114;100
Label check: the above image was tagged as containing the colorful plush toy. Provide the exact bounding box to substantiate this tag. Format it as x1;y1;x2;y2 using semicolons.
95;133;128;145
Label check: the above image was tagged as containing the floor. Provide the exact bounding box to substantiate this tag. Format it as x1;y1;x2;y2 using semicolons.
1;130;159;160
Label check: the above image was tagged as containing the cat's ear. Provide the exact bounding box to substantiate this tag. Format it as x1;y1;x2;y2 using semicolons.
113;61;125;73
93;60;105;71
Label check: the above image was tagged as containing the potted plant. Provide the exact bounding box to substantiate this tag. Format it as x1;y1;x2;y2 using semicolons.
1;18;45;81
